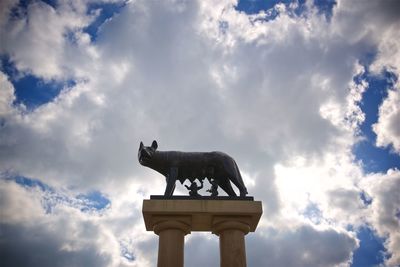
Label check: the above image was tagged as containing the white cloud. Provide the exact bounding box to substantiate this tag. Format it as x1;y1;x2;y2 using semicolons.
184;233;219;266
0;72;16;116
373;86;400;154
247;224;358;267
0;0;18;29
274;151;367;228
0;0;110;80
0;176;161;267
361;169;400;266
0;179;44;225
1;0;400;266
0;179;120;267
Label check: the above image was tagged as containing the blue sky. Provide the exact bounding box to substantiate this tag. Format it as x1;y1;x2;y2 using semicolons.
1;0;400;266
353;69;400;173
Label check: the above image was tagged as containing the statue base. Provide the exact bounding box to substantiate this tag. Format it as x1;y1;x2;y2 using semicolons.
150;195;254;201
142;198;262;267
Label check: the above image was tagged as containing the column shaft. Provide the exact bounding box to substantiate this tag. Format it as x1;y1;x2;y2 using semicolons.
153;220;190;267
219;228;247;267
157;228;185;267
213;220;250;267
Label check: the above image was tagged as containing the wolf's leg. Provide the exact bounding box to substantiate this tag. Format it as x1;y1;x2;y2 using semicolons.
230;178;247;197
164;167;178;197
218;179;237;197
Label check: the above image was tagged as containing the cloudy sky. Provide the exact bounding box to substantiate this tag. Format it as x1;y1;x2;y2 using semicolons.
1;0;400;266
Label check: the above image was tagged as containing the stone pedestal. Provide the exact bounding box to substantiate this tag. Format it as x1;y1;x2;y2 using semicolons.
142;198;262;267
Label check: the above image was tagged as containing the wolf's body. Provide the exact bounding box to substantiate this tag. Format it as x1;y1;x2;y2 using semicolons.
138;141;248;197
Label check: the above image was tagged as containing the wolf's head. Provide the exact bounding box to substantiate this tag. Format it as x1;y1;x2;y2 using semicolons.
138;140;158;166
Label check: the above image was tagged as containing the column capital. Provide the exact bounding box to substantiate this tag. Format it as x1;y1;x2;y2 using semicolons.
212;220;250;236
153;220;191;235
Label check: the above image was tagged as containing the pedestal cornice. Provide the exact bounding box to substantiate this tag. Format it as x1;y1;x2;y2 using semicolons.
142;199;262;232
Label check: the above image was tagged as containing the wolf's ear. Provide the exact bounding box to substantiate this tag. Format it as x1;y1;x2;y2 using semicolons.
139;141;144;149
151;140;158;150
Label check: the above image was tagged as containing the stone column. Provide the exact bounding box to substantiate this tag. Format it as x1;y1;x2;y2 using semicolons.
153;220;190;267
213;220;250;267
142;199;262;267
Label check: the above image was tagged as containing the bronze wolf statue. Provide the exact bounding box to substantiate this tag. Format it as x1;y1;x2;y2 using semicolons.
138;140;248;197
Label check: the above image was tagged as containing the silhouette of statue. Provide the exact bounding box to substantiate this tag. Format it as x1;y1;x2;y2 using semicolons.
185;180;203;197
138;140;248;197
207;178;219;197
